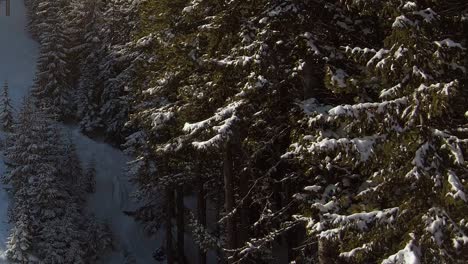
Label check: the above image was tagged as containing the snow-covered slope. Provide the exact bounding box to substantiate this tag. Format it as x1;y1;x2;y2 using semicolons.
0;1;159;263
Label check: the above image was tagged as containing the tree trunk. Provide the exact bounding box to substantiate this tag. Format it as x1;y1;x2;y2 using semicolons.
5;0;10;16
223;141;237;263
215;188;226;264
197;176;207;264
166;188;174;264
239;169;249;246
176;185;185;264
464;18;468;82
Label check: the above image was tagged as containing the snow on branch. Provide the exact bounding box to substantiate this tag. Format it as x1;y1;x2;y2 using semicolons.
325;207;399;231
447;171;467;202
283;135;382;164
340;242;373;259
412;142;431;169
326;98;408;118
212;56;258;67
381;234;421;264
392;8;438;28
183;101;243;134
404;142;435;179
367;48;390;67
183;100;244;150
315;207;399;240
433;129;465;165
182;0;202;14
343;46;376;55
424;207;468;251
329;68;348;88
380;83;403;99
150;109;175;131
434;39;465;50
416;81;457;96
309;136;379;161
392;15;415;28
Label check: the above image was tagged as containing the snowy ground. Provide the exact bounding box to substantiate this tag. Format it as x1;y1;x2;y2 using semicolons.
0;1;159;263
67;126;161;264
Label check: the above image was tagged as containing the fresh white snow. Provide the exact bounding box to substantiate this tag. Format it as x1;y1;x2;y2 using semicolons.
0;1;159;263
381;235;421;264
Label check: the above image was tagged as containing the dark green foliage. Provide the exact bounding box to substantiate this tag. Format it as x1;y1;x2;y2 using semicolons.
24;0;468;263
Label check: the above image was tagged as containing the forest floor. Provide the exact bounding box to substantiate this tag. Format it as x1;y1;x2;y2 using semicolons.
0;1;159;263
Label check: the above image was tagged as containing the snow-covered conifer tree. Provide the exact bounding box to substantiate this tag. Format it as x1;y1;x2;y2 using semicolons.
6;101;112;263
285;1;468;262
31;0;71;118
0;81;14;132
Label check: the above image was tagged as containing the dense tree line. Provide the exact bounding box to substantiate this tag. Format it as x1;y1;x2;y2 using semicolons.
25;0;467;263
0;95;110;263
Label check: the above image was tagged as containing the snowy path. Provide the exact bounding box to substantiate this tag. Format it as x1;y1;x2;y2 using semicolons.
67;126;160;264
0;1;159;263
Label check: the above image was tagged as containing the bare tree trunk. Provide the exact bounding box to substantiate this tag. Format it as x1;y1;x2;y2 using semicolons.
197;175;207;264
166;188;174;264
239;169;249;246
176;186;185;264
215;189;226;264
6;0;10;16
464;18;468;82
223;142;237;263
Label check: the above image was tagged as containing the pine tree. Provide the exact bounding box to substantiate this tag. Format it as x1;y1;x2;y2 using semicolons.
31;0;71;118
285;1;468;262
5;213;39;263
22;0;468;262
1;81;14;132
5;101;112;263
126;0;349;262
4;98;36;190
75;0;105;133
97;0;140;142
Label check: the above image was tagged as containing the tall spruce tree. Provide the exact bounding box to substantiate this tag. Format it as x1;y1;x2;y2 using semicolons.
31;0;71;118
1;80;14;132
126;0;350;262
285;1;468;262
